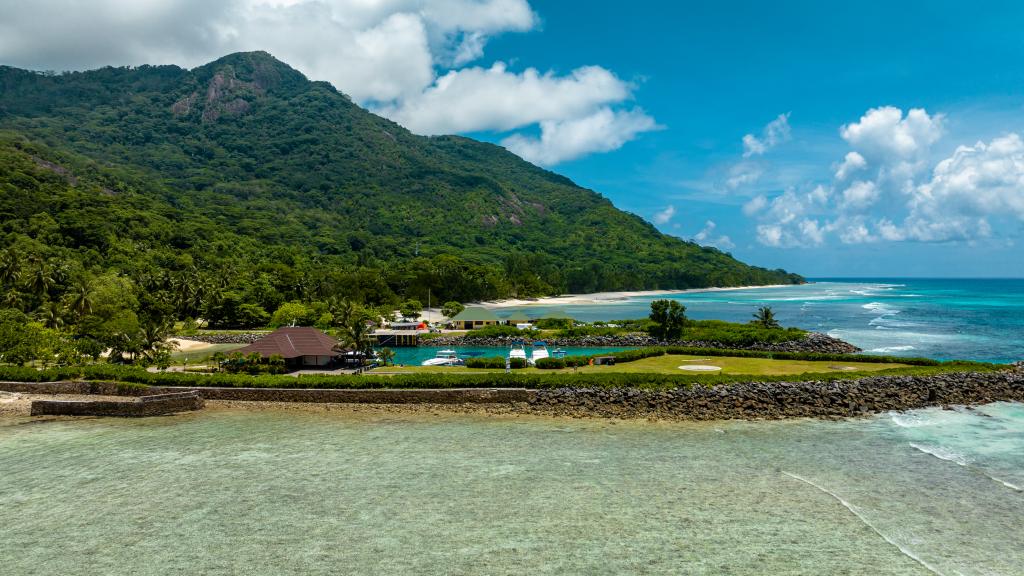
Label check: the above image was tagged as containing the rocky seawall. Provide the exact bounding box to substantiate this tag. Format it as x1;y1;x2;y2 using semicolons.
426;331;860;354
3;367;1021;421
528;369;1024;420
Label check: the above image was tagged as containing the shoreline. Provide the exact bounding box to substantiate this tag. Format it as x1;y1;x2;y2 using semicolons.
3;367;1021;422
477;284;795;309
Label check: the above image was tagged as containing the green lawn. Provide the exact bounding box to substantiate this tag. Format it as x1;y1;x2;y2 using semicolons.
369;354;910;377
170;343;247;364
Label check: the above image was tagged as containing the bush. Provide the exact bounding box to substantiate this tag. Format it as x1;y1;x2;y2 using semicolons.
464;356;527;369
465;324;540;339
0;356;999;391
534;357;566;369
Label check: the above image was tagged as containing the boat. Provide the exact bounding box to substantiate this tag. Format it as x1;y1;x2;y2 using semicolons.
509;341;527;363
552;348;567;359
421;349;464;366
529;341;550;365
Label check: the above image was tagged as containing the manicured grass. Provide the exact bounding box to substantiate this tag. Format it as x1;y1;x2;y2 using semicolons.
170;343;247;363
370;354;910;376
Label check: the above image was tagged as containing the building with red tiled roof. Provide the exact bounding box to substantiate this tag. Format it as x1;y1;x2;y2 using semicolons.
236;327;342;369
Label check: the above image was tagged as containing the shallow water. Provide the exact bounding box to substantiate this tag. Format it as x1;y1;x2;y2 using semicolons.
493;278;1024;363
3;404;1022;575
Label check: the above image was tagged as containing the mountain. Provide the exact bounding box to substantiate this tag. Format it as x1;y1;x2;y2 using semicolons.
0;51;801;326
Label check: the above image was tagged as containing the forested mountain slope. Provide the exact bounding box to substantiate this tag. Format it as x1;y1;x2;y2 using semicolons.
0;51;800;328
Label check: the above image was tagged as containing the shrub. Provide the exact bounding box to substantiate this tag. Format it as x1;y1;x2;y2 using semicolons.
465;324;540;339
534;357;566;369
464;356;527;369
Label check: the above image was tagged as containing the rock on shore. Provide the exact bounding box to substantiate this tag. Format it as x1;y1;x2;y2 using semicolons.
527;369;1024;420
426;331;860;354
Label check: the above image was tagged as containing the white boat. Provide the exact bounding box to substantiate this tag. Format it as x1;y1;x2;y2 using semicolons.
509;341;527;362
529;341;550;365
421;349;464;366
552;348;567;359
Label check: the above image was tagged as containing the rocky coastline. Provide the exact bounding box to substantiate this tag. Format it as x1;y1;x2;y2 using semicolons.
525;368;1024;420
4;366;1021;422
425;331;861;354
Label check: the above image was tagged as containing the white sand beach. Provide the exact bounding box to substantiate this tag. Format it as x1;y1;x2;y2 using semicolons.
478;285;790;309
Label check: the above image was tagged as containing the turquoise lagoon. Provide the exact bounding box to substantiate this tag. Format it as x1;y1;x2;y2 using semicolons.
492;278;1024;363
2;403;1023;575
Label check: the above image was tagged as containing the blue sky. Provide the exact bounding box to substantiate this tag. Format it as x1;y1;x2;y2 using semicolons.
3;0;1023;277
469;0;1024;277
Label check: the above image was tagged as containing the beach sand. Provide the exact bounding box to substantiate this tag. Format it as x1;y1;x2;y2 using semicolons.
478;285;790;309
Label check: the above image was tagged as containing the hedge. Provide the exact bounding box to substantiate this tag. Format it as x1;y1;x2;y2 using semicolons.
0;361;1002;391
465;357;527;369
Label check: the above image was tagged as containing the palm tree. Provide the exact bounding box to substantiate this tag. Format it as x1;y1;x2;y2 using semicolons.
751;306;781;329
37;300;65;329
66;276;94;318
377;347;395;367
27;260;54;303
0;250;20;289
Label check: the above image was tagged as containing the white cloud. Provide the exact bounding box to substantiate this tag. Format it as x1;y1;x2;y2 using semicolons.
726;163;763;190
834;151;867;180
742;195;768;216
839;180;879;210
652;204;676;225
693;220;735;250
742;113;791;158
501;107;659;166
384;63;632;134
0;0;655;164
839;106;943;160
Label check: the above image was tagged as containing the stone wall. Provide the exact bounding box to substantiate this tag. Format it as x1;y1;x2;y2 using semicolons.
528;370;1024;420
425;331;861;354
5;367;1022;421
29;392;204;417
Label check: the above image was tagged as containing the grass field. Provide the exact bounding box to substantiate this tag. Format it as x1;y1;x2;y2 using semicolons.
369;354;910;376
170;343;247;364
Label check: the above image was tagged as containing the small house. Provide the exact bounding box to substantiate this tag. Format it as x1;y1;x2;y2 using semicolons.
448;306;500;330
236;327;341;369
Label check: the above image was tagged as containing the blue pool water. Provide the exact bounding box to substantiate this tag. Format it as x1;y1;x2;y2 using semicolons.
490;279;1024;363
388;346;634;366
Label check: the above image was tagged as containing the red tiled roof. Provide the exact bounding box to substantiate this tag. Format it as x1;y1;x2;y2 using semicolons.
236;327;340;359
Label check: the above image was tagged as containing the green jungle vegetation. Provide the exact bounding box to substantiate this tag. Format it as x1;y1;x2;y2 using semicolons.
0;51;801;367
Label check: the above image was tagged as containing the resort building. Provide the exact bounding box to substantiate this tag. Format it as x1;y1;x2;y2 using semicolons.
236;327;342;369
448;306;500;330
501;313;531;327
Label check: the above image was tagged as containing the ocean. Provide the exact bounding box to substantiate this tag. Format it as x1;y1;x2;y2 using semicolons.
490;278;1024;363
2;405;1022;575
3;278;1022;575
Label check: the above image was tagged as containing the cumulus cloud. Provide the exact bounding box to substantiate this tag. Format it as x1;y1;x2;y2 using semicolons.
693;220;735;250
501;107;659;166
839;106;943;160
383;63;633;134
652;205;677;225
839;180;879;211
742;113;791;158
0;0;655;165
834;151;867;180
746;106;1024;248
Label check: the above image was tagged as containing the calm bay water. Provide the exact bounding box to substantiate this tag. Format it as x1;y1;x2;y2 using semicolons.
390;345;634;366
493;278;1024;363
2;405;1023;575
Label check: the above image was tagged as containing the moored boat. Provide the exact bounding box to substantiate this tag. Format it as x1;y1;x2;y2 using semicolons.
421;349;464;366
